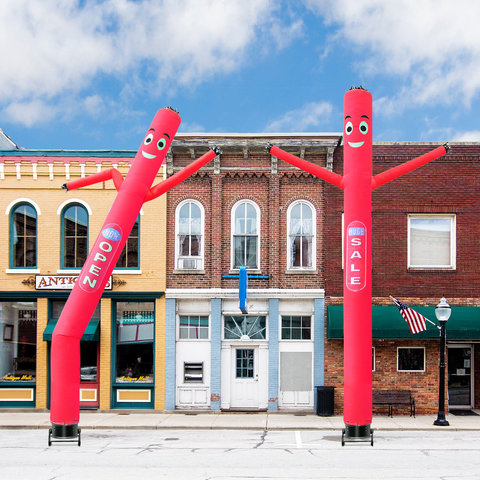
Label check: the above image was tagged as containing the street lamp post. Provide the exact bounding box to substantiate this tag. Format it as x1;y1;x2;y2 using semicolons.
434;296;451;426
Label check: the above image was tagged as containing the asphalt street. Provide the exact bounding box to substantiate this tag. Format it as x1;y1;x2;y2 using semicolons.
1;428;480;480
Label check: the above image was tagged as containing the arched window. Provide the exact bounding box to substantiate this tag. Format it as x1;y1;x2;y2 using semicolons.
10;202;37;268
61;203;88;269
116;215;140;269
175;200;204;270
287;200;315;269
231;200;260;269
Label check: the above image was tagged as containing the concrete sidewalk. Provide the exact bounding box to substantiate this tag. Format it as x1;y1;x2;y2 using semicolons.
0;410;480;431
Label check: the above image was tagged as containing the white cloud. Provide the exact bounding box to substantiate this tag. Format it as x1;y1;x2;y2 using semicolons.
83;95;106;116
269;18;304;51
265;101;333;131
178;121;206;133
0;0;294;126
452;131;480;142
305;0;480;113
3;100;58;127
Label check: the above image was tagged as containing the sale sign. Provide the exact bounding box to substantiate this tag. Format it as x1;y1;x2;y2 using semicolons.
345;220;367;292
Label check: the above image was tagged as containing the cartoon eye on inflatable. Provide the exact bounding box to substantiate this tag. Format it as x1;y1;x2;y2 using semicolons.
144;133;154;145
359;121;369;135
157;138;167;150
345;121;353;135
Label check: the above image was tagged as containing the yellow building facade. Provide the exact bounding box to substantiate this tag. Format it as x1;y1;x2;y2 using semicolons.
0;150;167;411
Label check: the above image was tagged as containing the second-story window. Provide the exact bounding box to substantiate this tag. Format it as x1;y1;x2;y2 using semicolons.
10;202;37;268
408;215;456;269
287;200;315;269
176;200;204;270
116;215;140;269
61;203;88;269
232;200;259;269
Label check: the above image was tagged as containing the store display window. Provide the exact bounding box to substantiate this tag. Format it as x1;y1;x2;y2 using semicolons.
0;301;37;383
115;301;154;383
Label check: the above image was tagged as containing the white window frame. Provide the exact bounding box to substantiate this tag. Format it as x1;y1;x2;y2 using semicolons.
230;199;260;270
372;346;376;372
177;314;210;341
280;315;313;341
397;346;426;372
286;200;316;271
407;214;456;269
175;199;204;271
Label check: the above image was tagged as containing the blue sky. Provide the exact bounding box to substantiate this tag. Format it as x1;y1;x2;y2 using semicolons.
1;0;480;150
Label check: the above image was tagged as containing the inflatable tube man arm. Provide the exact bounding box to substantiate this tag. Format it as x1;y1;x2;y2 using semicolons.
144;146;221;202
62;146;221;199
266;143;449;191
371;143;450;190
62;168;124;192
266;143;344;189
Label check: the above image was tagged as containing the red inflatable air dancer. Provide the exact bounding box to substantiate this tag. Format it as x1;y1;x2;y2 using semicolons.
267;87;449;444
49;108;219;444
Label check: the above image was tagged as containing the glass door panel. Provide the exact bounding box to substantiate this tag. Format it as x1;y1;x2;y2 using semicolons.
236;349;254;378
448;346;472;408
80;341;99;409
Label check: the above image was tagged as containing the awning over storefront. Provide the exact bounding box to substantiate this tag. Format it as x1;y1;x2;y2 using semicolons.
327;305;480;340
43;319;100;341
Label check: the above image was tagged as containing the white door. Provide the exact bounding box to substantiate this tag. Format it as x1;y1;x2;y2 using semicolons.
230;348;259;408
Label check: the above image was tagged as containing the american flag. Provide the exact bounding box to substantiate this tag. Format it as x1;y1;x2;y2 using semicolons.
391;297;428;334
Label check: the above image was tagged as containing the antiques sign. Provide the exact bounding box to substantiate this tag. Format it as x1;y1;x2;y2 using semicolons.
35;275;112;290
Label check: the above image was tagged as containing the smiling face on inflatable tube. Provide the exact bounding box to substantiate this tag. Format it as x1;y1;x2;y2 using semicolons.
123;107;181;189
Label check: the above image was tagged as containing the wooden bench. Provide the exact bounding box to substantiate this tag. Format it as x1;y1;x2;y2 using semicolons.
373;390;415;417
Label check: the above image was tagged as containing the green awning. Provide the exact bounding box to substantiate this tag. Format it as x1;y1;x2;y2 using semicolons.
43;319;100;342
327;305;480;340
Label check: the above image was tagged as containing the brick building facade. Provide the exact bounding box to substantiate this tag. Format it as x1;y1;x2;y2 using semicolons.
165;137;480;414
324;142;480;414
164;134;339;411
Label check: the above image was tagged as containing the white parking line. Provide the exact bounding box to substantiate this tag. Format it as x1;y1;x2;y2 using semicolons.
295;430;303;449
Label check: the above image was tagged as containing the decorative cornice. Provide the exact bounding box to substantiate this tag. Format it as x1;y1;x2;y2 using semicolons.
166;288;325;299
0;149;136;158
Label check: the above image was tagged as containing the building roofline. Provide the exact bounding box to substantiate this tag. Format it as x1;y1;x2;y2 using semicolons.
373;141;480;146
175;132;343;138
0;149;137;158
0;139;478;159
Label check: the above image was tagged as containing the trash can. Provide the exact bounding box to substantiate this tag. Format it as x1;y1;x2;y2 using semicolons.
316;386;335;416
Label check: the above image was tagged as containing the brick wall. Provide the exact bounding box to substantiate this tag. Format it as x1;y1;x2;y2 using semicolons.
324;143;480;414
325;337;444;415
325;143;480;298
166;145;330;292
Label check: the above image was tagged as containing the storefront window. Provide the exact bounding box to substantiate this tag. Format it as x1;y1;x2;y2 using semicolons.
0;301;37;382
50;300;100;321
397;347;425;372
115;301;154;383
